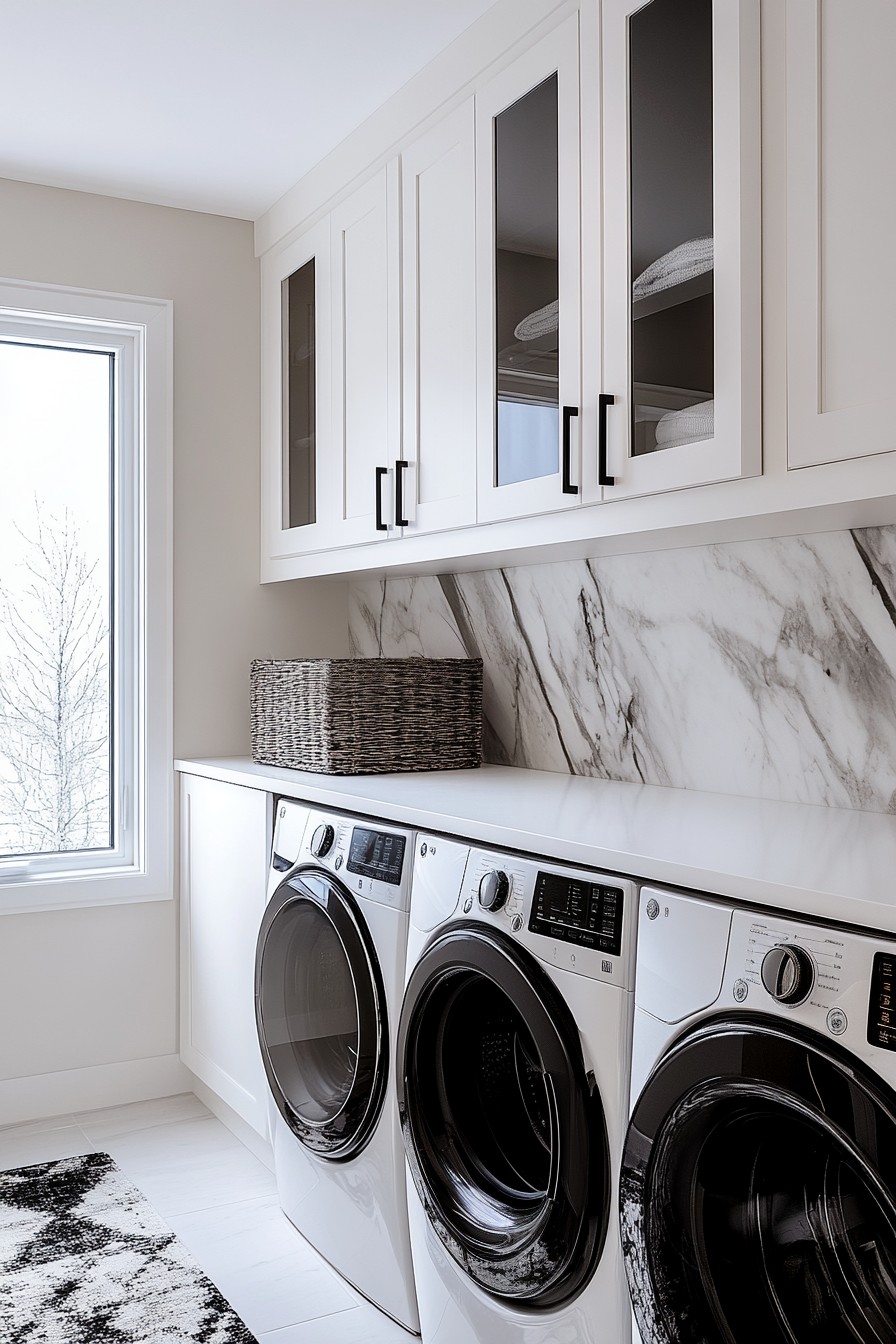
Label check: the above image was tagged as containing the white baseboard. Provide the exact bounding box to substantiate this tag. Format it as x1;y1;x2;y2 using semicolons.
0;1054;192;1127
188;1072;274;1171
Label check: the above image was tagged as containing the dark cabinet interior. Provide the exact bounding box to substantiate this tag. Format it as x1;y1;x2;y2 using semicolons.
629;0;714;457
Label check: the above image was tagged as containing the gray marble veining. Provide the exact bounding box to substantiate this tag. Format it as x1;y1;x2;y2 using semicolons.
348;527;896;813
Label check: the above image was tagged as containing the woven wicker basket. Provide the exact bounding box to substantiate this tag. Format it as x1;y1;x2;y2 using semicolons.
250;657;483;774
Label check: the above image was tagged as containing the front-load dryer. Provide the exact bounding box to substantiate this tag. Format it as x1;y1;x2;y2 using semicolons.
621;886;896;1343
397;833;637;1344
255;799;419;1333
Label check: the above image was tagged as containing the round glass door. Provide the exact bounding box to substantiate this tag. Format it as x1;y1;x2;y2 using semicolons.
397;924;609;1309
621;1015;896;1342
255;870;387;1160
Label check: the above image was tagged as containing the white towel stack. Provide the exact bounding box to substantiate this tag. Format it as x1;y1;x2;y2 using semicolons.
513;299;559;342
654;399;714;450
633;236;713;302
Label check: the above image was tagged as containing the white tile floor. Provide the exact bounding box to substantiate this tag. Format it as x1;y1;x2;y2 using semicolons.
0;1094;413;1342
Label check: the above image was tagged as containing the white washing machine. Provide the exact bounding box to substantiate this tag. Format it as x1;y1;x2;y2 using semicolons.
397;832;637;1344
254;799;419;1333
621;886;896;1344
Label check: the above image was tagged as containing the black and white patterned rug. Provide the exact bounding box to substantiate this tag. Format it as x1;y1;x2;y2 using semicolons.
0;1151;257;1342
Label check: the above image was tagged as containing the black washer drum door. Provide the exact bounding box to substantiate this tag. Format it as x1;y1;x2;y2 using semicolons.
396;923;609;1311
255;868;388;1161
620;1014;896;1344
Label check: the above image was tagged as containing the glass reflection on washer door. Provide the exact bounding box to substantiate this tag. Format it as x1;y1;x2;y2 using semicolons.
259;896;359;1126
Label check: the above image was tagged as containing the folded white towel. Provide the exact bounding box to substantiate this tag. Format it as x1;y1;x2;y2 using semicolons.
514;298;559;342
633;236;713;302
654;399;714;449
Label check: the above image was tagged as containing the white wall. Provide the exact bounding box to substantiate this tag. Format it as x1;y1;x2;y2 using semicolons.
0;177;348;1121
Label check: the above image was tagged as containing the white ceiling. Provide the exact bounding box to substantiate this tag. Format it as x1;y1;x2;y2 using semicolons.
1;0;500;221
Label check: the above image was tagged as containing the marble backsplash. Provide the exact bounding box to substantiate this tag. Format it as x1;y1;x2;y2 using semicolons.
348;527;896;813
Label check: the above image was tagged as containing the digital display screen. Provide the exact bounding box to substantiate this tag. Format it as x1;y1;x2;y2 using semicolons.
868;951;896;1051
346;827;406;886
528;872;623;955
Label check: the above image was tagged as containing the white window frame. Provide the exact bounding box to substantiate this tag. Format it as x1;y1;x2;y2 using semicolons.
0;278;173;914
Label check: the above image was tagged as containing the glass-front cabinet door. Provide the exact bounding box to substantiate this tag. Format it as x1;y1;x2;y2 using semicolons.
592;0;761;503
476;15;582;524
261;216;335;576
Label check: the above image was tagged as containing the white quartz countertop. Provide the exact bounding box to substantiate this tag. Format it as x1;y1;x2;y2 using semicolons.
175;758;896;934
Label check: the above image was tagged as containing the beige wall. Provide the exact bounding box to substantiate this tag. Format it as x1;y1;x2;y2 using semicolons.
0;177;347;1110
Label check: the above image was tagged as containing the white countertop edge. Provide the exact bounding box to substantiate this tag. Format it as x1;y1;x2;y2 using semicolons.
174;758;896;936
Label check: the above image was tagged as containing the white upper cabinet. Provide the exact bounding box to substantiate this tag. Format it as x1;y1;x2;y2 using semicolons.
258;0;896;581
786;0;896;469
399;100;478;536
475;15;583;524
331;162;402;543
595;0;761;501
261;215;334;576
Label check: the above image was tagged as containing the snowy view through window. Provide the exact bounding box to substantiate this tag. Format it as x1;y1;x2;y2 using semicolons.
0;340;113;857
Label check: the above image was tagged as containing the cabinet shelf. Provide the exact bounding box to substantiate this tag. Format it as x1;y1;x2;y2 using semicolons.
632;269;713;321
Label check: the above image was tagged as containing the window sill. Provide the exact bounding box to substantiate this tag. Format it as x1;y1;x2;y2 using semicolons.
0;865;173;916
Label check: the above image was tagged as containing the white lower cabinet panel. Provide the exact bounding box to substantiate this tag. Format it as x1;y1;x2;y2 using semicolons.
180;774;270;1138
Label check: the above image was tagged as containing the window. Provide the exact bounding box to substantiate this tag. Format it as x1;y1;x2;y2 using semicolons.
0;279;172;912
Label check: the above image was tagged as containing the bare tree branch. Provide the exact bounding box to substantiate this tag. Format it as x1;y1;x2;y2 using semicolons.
0;505;110;854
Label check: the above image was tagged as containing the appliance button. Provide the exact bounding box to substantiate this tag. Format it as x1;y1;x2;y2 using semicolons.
646;898;660;921
463;896;473;914
511;914;523;933
420;842;428;857
827;1008;848;1036
334;855;343;870
733;979;749;1003
310;822;335;858
761;944;815;1006
479;870;509;912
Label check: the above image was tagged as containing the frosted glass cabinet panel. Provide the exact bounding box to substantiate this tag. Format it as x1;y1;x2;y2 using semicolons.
262;215;335;571
477;16;582;524
283;258;317;528
594;0;761;502
786;0;896;468
629;0;714;459
495;74;560;488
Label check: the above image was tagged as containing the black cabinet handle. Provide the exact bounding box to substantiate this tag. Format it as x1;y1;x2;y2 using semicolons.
395;460;409;528
562;406;579;495
598;393;616;486
375;466;388;531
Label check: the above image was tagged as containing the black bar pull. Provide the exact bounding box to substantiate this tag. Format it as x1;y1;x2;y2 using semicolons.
395;459;409;528
598;393;616;486
375;466;388;531
562;405;579;494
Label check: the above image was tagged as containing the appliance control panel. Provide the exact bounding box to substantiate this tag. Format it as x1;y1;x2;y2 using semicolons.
346;826;406;886
421;840;637;988
279;804;413;912
528;870;623;956
717;905;896;1069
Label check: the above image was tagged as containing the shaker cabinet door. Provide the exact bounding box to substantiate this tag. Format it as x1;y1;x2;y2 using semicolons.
331;162;402;544
475;14;583;524
786;0;896;469
400;99;478;536
596;0;761;502
261;216;336;575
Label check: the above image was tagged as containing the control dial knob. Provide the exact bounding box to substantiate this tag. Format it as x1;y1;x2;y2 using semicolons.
479;870;509;912
761;943;814;1006
310;822;335;859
